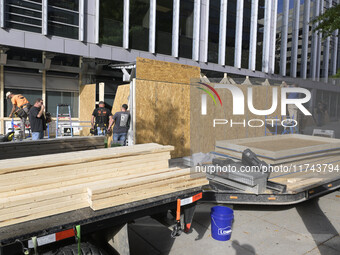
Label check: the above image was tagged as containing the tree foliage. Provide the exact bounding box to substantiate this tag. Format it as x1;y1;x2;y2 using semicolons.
312;4;340;38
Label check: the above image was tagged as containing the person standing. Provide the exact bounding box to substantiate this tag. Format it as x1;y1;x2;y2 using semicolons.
28;98;46;140
112;104;130;146
91;101;113;136
6;91;31;140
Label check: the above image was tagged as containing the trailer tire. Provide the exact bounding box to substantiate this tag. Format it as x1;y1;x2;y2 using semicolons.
43;242;108;255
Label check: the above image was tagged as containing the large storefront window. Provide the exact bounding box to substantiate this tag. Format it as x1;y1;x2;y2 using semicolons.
225;0;236;66
179;0;194;59
130;0;150;51
256;0;265;71
5;0;42;33
48;0;79;39
99;0;124;46
156;0;173;55
46;91;79;118
4;89;42;117
208;0;220;63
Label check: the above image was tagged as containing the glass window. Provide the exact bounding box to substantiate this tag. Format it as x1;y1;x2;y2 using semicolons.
179;0;194;59
225;0;236;66
46;91;79;118
99;0;124;46
241;0;251;69
129;0;150;51
48;0;79;39
5;0;42;33
4;89;42;117
256;0;265;71
208;0;220;63
156;0;173;55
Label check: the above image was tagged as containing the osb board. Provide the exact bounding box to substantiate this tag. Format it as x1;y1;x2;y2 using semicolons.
216;134;340;159
136;58;200;84
108;84;130;145
190;85;281;154
79;84;95;136
135;80;190;158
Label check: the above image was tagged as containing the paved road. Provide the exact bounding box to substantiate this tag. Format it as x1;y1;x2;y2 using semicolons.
128;190;340;255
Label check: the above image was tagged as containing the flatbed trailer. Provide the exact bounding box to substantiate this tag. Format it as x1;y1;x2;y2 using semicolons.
0;187;203;255
202;174;340;205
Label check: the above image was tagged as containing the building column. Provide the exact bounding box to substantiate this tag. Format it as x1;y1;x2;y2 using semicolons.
269;0;278;74
218;0;228;66
316;0;324;81
95;0;100;44
248;0;259;71
42;0;48;35
149;0;156;53
199;0;209;63
192;0;201;61
0;0;4;28
280;0;289;76
262;0;272;73
172;0;180;57
301;0;311;79
123;0;129;49
234;0;244;68
322;0;332;82
79;0;84;41
310;0;320;80
290;0;300;78
331;30;339;75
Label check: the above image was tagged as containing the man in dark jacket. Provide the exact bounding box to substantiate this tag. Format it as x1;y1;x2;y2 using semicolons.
28;98;46;140
91;101;113;136
112;104;130;146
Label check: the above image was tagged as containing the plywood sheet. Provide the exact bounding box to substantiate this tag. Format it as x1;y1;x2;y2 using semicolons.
136;58;200;84
79;84;96;136
216;134;340;160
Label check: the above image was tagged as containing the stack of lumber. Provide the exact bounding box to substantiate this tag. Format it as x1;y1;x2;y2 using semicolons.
0;136;105;159
214;134;340;192
0;143;207;227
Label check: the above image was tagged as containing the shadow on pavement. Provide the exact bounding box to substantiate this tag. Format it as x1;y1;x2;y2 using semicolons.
296;198;339;255
232;240;256;255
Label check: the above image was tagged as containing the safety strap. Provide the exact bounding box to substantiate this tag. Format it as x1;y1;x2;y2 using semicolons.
75;225;81;255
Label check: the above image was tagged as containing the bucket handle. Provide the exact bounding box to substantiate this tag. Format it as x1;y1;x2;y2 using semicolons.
211;215;232;230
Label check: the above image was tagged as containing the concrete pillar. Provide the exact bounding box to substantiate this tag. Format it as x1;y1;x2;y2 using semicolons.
172;0;180;57
248;0;259;71
123;0;130;49
290;0;300;78
192;0;201;61
280;0;289;76
218;0;228;65
301;0;311;79
262;0;272;73
149;0;156;53
199;0;209;63
234;0;244;68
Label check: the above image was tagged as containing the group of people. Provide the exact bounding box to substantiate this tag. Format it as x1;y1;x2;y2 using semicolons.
6;91;46;140
6;92;130;146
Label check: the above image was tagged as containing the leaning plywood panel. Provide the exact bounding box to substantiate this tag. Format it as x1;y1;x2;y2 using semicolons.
79;84;96;136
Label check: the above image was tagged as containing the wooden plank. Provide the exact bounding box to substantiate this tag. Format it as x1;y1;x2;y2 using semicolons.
0;143;173;174
0;152;170;185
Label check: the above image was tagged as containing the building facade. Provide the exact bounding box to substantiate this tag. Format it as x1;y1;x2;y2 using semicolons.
0;0;340;134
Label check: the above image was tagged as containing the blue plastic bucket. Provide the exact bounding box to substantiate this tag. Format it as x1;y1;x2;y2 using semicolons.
210;206;234;241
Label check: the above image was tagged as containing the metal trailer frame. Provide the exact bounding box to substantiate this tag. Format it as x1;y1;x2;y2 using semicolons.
0;188;202;254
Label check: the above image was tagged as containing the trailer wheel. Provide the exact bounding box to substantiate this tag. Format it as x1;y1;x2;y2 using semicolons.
43;242;108;255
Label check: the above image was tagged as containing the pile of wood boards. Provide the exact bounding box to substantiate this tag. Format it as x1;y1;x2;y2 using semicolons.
0;136;105;159
214;134;340;192
0;143;207;227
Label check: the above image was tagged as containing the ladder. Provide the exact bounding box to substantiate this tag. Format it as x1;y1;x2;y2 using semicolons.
56;104;73;138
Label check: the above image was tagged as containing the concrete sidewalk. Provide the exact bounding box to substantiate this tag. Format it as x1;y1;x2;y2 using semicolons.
128;190;340;255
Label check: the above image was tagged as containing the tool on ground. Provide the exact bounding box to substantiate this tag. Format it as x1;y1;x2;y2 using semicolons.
56;104;73;138
0;131;14;142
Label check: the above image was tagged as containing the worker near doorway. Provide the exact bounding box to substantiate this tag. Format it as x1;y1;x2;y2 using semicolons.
29;98;46;140
91;101;113;136
112;104;130;146
6;91;31;140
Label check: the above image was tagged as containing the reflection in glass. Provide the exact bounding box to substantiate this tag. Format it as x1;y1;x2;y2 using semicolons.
156;0;173;55
99;0;124;46
208;0;220;63
179;0;194;59
130;0;150;51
